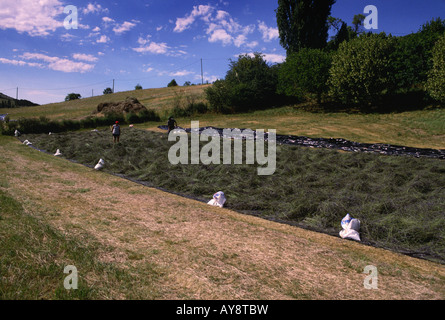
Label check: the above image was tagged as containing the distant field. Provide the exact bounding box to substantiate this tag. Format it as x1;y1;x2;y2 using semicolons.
0;85;210;121
1;85;444;150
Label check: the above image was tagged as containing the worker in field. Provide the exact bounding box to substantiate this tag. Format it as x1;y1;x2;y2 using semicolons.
167;116;178;134
111;121;121;143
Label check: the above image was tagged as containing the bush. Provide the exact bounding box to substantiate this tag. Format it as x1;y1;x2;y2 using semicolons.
426;33;445;104
65;93;81;101
328;33;397;107
205;53;280;113
167;79;178;87
278;48;332;103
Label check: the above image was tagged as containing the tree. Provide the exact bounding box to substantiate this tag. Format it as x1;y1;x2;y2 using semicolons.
205;53;279;113
135;84;143;90
167;79;178;87
103;87;113;95
278;48;332;103
276;0;336;55
426;33;445;103
65;93;81;101
183;81;192;86
352;14;366;34
390;18;445;92
328;33;397;107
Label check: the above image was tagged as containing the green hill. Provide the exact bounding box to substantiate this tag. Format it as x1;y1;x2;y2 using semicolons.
0;92;39;108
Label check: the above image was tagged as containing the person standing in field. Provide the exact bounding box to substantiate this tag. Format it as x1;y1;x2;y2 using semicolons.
167;116;178;134
111;121;121;143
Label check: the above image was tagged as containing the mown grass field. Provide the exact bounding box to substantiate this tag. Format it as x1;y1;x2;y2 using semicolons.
0;135;444;300
20;128;445;264
1;86;444;300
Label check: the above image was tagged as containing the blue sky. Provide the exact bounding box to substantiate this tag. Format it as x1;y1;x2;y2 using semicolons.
0;0;444;105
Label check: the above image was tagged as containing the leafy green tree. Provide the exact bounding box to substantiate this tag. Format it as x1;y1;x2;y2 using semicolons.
426;33;445;103
391;18;445;92
328;33;397;107
278;48;332;103
205;53;279;113
167;79;178;87
103;87;113;95
135;84;143;90
276;0;336;55
65;93;81;101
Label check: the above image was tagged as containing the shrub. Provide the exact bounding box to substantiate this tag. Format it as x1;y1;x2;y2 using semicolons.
167;79;178;87
205;80;232;114
426;33;445;104
205;53;280;113
278;48;332;103
65;93;81;101
328;33;397;107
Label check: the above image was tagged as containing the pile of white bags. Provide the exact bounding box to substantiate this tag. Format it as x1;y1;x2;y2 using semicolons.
14;130;21;137
339;214;361;241
207;191;226;208
23;140;32;146
94;158;105;170
54;149;62;156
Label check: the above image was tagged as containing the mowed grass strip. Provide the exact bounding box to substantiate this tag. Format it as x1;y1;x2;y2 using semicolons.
0;135;444;300
20;128;445;265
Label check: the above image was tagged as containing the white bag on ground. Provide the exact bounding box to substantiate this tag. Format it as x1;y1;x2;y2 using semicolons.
23;140;32;145
54;149;62;156
207;191;226;208
339;214;361;241
94;158;105;170
15;130;21;137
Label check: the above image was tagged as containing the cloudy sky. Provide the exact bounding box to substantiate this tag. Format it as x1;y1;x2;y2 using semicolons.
0;0;444;105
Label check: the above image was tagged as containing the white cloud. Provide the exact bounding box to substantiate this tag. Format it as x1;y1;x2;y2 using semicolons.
170;70;194;77
174;5;214;32
113;21;137;35
83;3;108;15
133;37;169;54
208;29;232;46
175;5;256;48
238;52;285;64
96;35;110;43
72;53;98;62
258;21;279;42
102;17;115;23
10;52;95;73
92;26;101;32
0;0;64;36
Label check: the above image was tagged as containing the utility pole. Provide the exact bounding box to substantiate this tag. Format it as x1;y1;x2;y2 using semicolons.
92;89;94;97
201;59;204;85
112;79;115;93
16;87;18;100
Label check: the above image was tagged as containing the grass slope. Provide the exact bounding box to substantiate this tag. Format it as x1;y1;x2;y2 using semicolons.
0;135;444;300
20;128;445;264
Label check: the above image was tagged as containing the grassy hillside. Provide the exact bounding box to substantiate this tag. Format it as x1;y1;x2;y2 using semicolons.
20;128;445;264
0;85;210;121
0;135;444;300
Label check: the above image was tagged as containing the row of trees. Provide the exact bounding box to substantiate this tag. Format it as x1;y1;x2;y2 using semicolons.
204;1;445;113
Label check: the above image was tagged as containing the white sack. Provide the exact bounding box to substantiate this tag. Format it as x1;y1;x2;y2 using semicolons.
94;158;105;170
208;191;226;208
339;214;361;241
54;149;62;156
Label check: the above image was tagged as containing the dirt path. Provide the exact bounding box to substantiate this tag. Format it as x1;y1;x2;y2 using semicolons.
1;137;444;300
